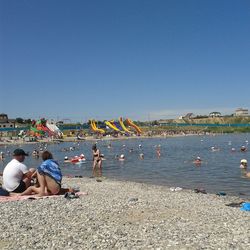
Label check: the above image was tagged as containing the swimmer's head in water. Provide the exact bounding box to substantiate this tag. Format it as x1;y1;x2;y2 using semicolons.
120;154;125;159
241;159;247;164
64;156;68;160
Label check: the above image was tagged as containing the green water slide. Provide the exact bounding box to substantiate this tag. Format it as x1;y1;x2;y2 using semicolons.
30;126;44;135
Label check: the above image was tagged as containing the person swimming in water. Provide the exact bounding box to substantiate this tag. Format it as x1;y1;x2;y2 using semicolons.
211;146;220;152
32;150;39;158
240;159;248;169
193;156;202;165
240;159;250;178
119;154;125;161
79;154;86;161
139;153;144;160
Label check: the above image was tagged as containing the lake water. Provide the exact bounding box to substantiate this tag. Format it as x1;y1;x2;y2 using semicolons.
1;134;250;197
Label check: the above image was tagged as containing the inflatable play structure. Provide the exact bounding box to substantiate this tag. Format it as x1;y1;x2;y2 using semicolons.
119;117;131;133
125;118;142;134
90;118;142;135
90;120;105;134
30;119;63;138
105;120;122;132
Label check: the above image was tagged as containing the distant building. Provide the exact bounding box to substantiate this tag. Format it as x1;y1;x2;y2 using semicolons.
209;112;222;117
184;113;195;119
56;121;64;126
235;108;249;117
0;113;15;128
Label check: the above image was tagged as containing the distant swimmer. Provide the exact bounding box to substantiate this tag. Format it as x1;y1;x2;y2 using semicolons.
139;144;142;149
119;154;125;161
240;159;250;178
241;146;247;152
0;152;4;161
139;153;144;160
193;156;202;165
80;154;86;161
64;156;71;163
240;159;247;169
100;154;106;160
211;146;220;152
231;148;236;152
156;146;161;158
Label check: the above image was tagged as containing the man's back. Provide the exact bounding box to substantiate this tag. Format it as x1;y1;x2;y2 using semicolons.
3;159;28;191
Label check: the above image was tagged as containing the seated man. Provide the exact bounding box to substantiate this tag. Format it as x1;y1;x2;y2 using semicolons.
3;149;35;193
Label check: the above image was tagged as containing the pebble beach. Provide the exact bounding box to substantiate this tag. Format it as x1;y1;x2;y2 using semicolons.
1;177;250;249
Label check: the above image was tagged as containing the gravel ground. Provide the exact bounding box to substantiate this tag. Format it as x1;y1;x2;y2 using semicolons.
0;177;250;250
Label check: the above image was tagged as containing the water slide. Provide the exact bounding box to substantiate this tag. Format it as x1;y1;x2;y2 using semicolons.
90;120;105;134
46;122;63;137
119;117;131;133
114;121;124;131
30;126;44;135
35;120;52;135
105;120;122;132
125;118;142;134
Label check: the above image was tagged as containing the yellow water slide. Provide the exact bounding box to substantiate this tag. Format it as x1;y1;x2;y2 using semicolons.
119;117;131;133
105;120;121;132
90;120;105;134
125;118;142;134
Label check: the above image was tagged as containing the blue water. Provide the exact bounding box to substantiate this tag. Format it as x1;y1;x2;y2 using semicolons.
1;134;250;196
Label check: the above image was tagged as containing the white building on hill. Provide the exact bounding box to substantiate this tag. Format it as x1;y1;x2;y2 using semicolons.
235;108;249;117
0;114;15;128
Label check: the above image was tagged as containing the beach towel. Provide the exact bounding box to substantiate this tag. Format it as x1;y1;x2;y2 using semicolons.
0;192;88;203
240;202;250;211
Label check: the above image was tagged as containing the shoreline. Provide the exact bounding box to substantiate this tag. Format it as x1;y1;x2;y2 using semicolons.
0;132;213;146
0;176;250;249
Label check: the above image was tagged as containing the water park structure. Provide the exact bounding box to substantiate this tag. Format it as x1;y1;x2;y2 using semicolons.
29;119;63;138
89;118;142;135
90;120;105;134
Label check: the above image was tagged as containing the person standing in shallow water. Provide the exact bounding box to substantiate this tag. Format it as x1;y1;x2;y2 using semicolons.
92;144;102;177
156;146;161;158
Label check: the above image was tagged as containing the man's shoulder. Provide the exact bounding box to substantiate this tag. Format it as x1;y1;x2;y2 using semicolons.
5;159;17;167
8;159;27;169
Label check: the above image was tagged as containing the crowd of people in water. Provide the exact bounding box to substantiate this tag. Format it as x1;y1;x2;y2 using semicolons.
0;137;249;197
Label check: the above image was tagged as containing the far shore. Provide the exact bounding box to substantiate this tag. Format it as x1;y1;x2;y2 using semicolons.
0;133;203;146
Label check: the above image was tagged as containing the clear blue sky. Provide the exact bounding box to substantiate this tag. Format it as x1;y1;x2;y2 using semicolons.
1;0;250;122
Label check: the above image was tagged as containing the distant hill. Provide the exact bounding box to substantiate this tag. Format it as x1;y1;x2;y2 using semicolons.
173;117;250;124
